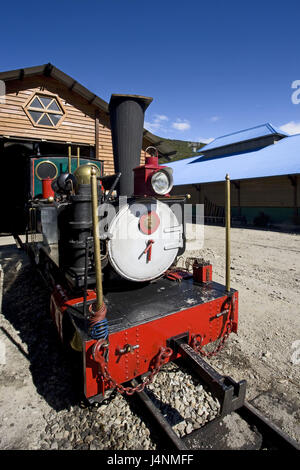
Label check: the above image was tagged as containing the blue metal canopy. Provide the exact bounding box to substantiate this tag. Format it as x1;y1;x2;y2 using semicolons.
167;133;300;186
199;123;288;153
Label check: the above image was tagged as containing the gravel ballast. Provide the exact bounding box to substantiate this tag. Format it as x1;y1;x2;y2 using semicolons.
145;362;220;438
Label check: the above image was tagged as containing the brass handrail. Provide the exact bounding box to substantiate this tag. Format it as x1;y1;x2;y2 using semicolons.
225;174;231;293
90;166;103;310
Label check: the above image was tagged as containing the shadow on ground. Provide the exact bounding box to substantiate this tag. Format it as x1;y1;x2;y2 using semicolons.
0;244;83;412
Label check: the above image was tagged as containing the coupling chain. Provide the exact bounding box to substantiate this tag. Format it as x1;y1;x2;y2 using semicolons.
191;321;232;358
191;294;235;358
93;342;173;396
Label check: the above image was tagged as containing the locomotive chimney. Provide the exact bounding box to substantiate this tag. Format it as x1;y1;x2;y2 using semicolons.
109;94;153;196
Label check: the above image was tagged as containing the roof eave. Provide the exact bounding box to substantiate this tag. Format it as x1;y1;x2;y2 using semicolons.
198;133;287;155
0;63;177;158
143;130;177;159
0;63;110;114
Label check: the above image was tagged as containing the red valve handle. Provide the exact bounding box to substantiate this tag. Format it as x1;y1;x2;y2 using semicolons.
143;239;155;262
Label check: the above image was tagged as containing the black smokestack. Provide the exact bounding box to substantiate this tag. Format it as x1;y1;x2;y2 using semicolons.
109;94;153;196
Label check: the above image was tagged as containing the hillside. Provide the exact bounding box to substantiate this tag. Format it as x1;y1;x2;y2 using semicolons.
157;138;206;163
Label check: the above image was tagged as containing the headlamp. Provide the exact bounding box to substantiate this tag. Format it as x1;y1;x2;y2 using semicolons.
151;169;173;195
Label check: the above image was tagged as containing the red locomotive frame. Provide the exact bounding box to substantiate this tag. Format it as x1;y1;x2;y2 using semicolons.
50;278;238;402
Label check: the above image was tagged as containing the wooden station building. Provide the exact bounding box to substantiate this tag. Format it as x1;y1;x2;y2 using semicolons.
0;63;176;171
0;63;176;233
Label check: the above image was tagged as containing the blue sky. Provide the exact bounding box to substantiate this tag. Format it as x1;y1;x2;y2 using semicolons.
1;0;300;143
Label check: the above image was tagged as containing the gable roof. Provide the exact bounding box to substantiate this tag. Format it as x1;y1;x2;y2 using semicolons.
199;123;288;153
167;133;300;186
0;63;176;158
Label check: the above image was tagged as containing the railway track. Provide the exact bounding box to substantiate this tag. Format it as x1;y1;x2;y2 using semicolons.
130;388;299;450
126;341;300;451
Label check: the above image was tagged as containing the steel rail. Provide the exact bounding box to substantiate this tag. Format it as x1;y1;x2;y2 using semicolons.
237;400;300;450
12;233;25;250
129;378;188;450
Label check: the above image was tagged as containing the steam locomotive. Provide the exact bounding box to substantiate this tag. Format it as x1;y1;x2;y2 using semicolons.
25;94;239;403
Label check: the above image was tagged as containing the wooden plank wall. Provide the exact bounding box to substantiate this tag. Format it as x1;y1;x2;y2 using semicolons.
0;75;147;175
171;181;239;206
172;175;299;208
240;176;295;207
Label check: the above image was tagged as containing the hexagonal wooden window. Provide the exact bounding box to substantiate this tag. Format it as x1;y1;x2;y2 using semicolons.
24;93;65;128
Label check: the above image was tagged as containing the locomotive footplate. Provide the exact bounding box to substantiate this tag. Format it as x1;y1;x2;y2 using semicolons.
101;277;237;333
68;277;238;336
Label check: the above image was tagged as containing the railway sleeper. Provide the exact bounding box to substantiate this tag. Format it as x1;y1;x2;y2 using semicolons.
167;333;247;417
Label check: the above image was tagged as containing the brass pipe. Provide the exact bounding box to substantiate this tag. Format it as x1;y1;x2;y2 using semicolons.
225;173;231;293
68;145;72;174
90;166;103;310
77;146;80;169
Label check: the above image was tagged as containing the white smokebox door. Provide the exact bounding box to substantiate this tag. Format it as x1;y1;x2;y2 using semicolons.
107;200;182;282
